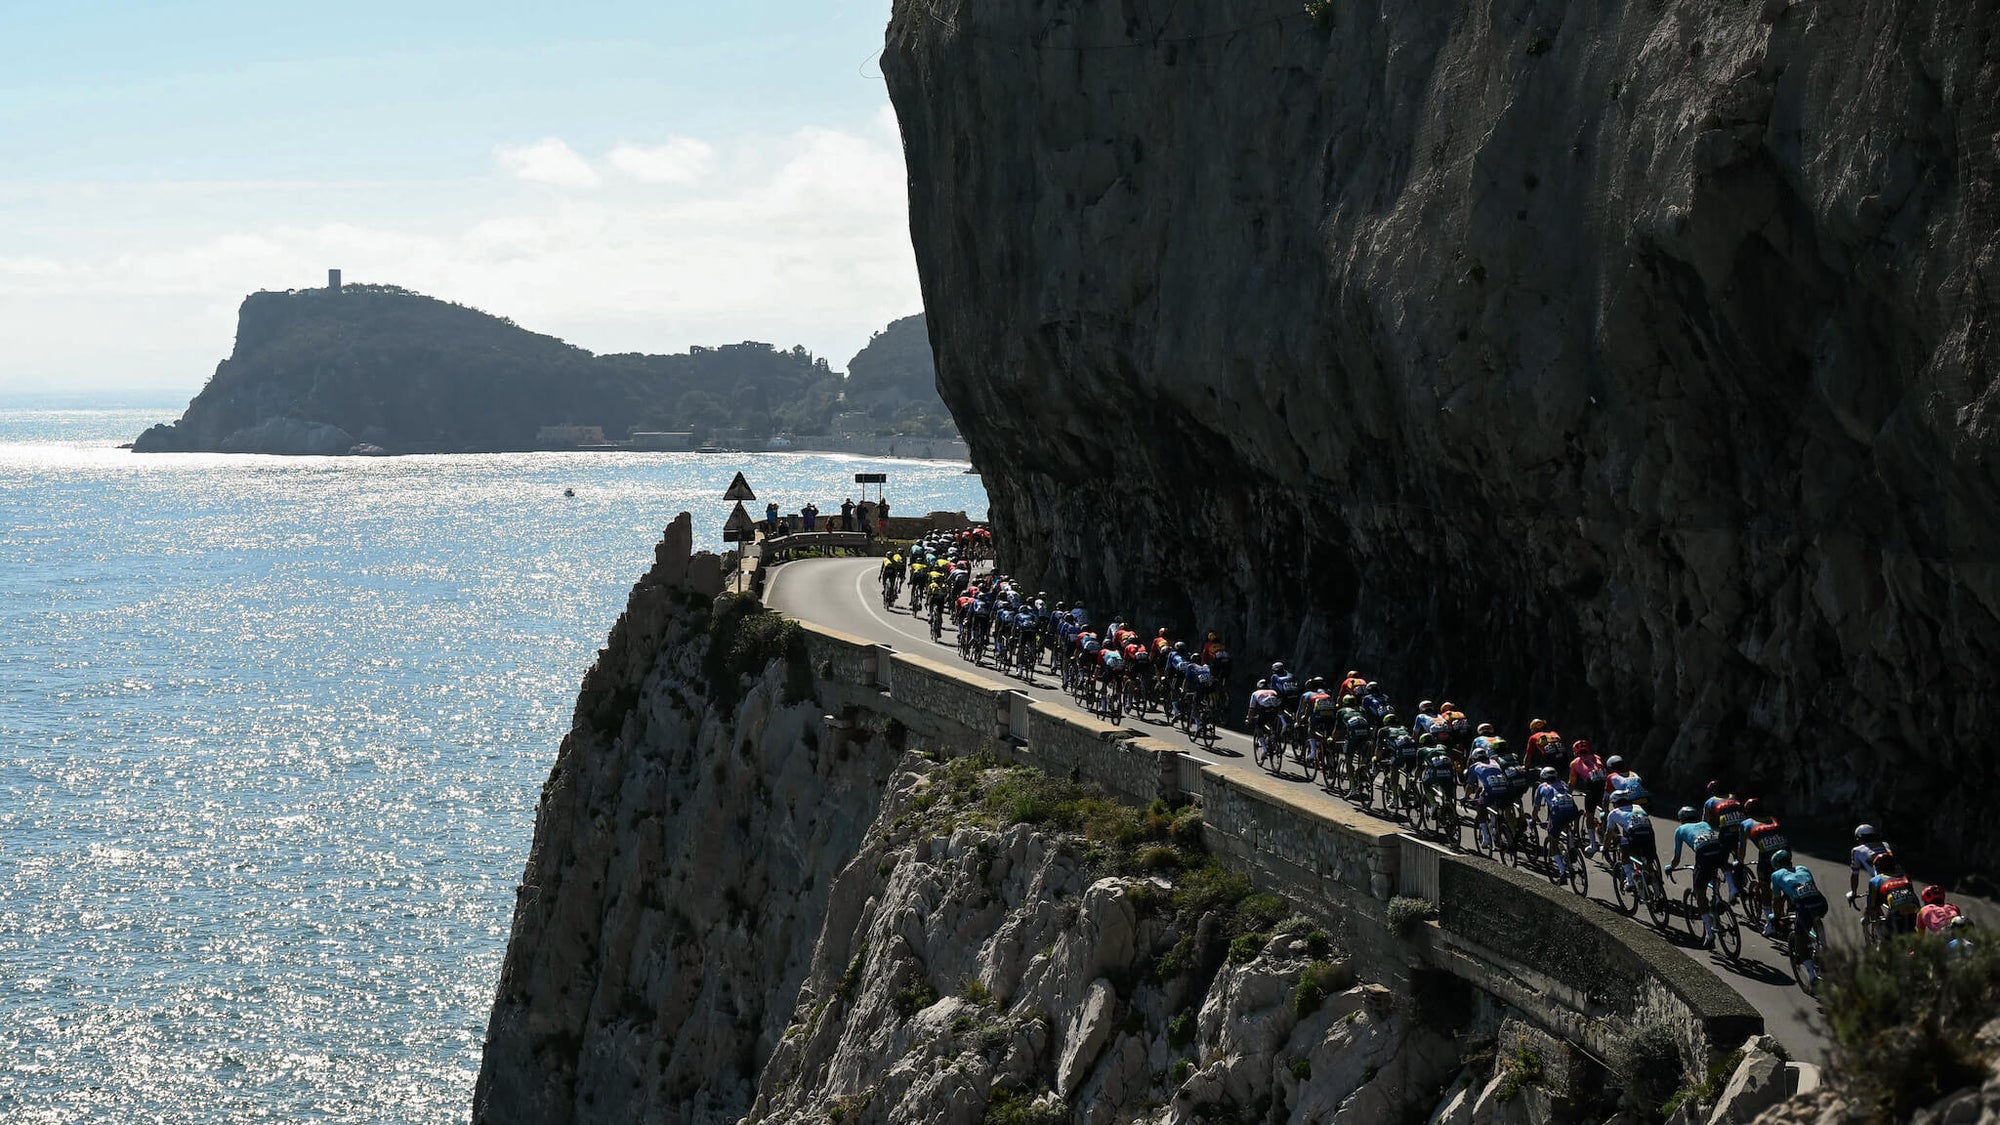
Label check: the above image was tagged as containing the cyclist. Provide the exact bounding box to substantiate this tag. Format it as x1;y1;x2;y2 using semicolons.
1199;631;1226;662
1412;700;1442;740
1605;756;1647;808
1438;701;1471;753
1466;748;1510;851
1532;767;1581;877
1742;799;1791;930
1848;824;1890;905
1470;722;1503;759
1666;805;1731;949
1606;791;1659;895
1269;662;1300;712
1524;719;1565;770
1299;677;1338;768
1864;851;1922;937
1378;716;1423;800
1360;681;1392;725
1768;851;1829;985
1420;742;1458;812
1702;782;1748;864
1095;641;1127;711
1151;628;1174;660
1567;740;1608;852
1246;678;1286;755
1339;669;1368;700
1179;654;1216;726
1919;884;1963;936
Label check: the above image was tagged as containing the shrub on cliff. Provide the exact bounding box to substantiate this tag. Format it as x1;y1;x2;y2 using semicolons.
702;594;808;710
1820;934;2000;1121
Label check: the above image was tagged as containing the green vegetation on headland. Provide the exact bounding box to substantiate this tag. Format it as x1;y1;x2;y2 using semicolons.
133;283;957;455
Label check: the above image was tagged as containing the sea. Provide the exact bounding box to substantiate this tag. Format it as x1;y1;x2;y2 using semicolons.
0;409;990;1124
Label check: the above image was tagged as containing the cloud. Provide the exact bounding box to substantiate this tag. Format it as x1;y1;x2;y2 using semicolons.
607;138;716;185
0;111;923;391
493;138;600;188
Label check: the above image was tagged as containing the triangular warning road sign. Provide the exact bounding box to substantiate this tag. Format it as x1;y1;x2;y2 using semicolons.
723;472;757;501
724;502;757;533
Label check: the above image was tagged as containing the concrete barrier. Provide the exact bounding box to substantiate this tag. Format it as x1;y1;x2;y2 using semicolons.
1425;844;1763;1066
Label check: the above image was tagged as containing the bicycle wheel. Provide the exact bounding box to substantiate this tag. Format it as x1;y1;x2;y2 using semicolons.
1645;872;1670;929
1437;796;1459;847
1472;814;1495;859
1715;905;1742;959
1611;862;1635;914
1682;889;1703;940
1564;847;1590;897
1410;786;1432;833
1789;929;1821;996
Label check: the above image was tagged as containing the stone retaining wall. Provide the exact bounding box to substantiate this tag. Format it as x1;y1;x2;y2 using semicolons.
775;607;1762;1066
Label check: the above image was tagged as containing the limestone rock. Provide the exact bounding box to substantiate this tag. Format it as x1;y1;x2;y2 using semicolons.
882;0;2000;866
1708;1036;1788;1125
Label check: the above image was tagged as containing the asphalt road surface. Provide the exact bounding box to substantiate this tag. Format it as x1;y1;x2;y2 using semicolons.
764;557;1889;1064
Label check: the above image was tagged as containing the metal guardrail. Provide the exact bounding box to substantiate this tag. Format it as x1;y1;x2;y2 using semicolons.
758;531;872;563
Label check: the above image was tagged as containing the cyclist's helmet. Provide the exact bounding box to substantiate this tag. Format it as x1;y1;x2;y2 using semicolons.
1306;676;1325;690
1605;755;1626;771
1706;779;1726;796
1770;849;1793;869
1440;700;1456;712
1743;797;1764;818
1207;632;1218;641
1875;851;1902;875
1855;823;1881;843
1272;661;1287;675
1418;732;1436;745
1418;699;1436;713
1677;806;1699;823
1471;748;1491;762
1346;669;1360;678
1381;713;1398;725
1173;641;1186;653
1922;884;1946;905
1477;722;1496;736
1255;678;1269;690
1529;718;1547;732
1539;767;1557;781
1366;681;1382;692
1341;695;1358;706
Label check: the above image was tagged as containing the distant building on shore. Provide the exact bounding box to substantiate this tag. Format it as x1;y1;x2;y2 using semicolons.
536;424;607;448
629;431;697;452
328;268;342;291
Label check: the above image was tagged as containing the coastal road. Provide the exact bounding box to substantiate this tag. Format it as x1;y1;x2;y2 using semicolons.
766;557;1840;1063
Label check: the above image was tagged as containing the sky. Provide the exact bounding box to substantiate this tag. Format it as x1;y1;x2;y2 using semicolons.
0;0;919;402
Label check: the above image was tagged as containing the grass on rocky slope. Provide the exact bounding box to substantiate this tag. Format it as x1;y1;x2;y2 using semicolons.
900;755;1327;978
1820;933;2000;1122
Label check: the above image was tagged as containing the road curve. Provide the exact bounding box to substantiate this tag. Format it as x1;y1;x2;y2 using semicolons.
765;556;1834;1062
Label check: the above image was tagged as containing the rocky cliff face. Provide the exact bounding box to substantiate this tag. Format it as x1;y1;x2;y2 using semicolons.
473;520;904;1125
882;0;2000;872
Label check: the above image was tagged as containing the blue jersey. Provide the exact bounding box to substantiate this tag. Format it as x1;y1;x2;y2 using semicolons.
1468;761;1507;798
1671;822;1726;867
1607;805;1653;846
1535;782;1577;818
1608;773;1647;801
1772;866;1824;907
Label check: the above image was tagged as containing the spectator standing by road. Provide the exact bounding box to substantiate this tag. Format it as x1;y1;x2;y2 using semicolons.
765;501;779;533
802;502;819;531
841;498;855;531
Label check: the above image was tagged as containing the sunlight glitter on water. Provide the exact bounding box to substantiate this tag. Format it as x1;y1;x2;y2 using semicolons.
0;410;988;1123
